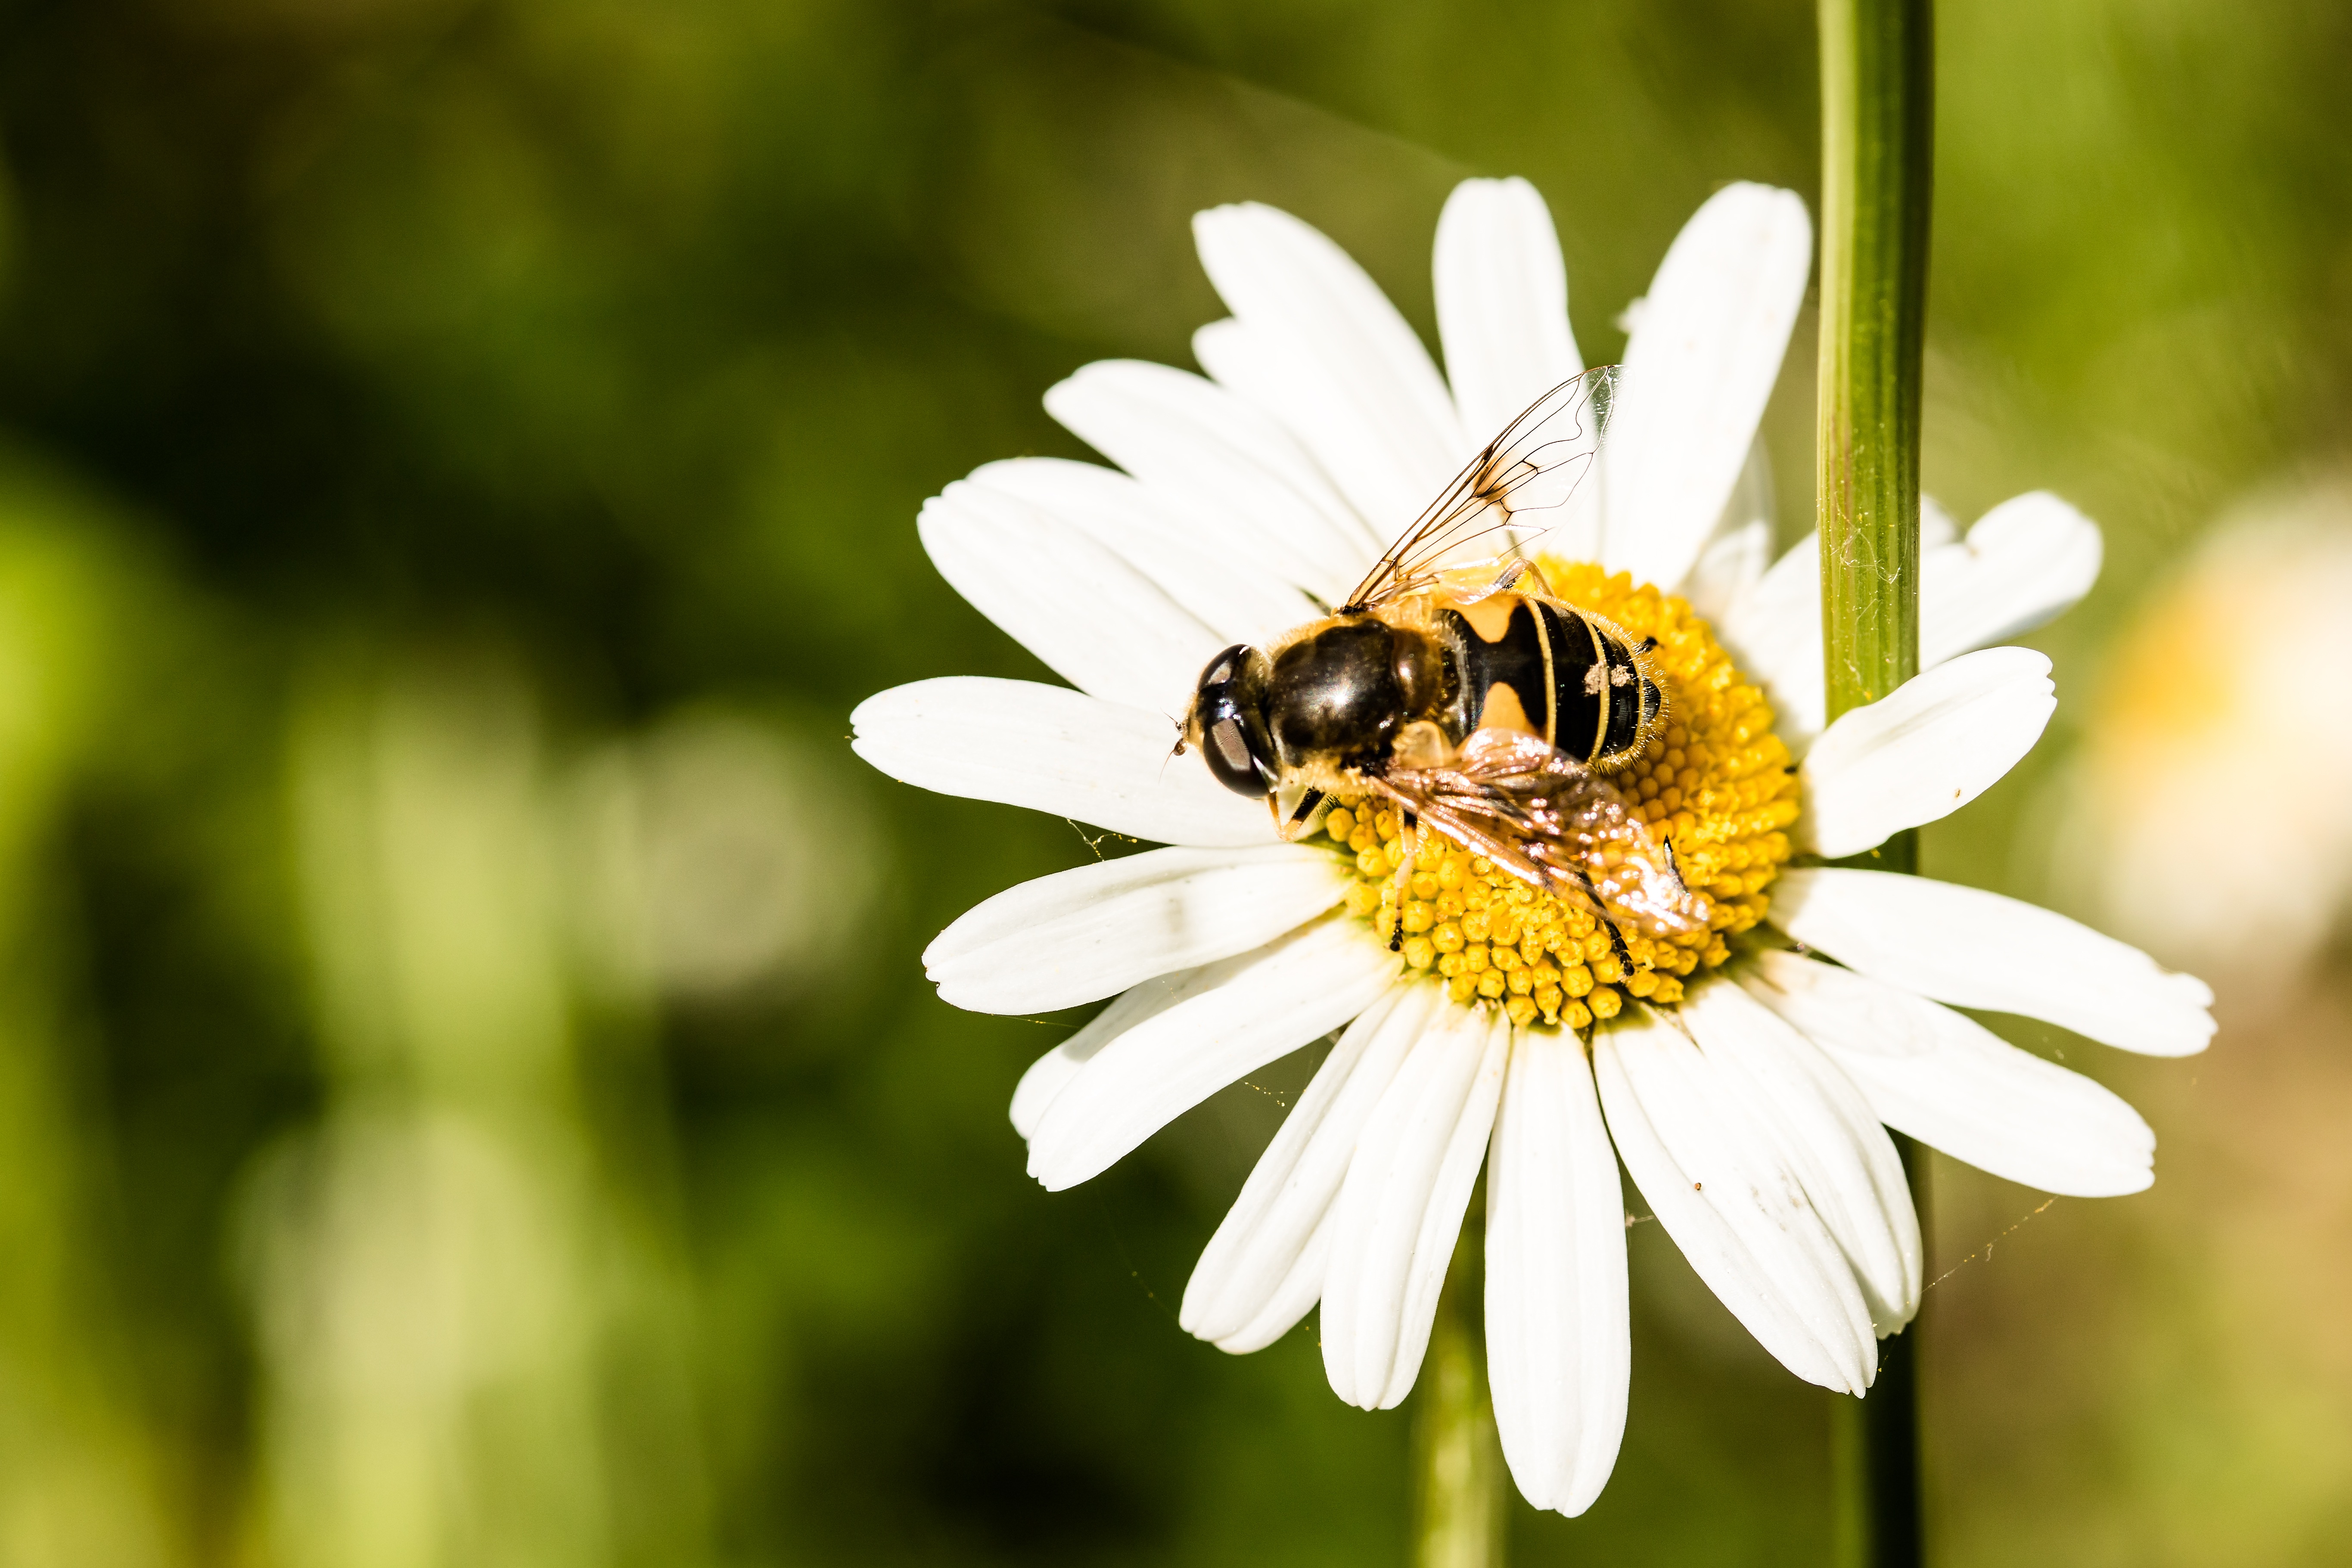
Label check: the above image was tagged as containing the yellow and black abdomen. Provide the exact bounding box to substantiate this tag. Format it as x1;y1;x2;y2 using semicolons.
1438;596;1664;769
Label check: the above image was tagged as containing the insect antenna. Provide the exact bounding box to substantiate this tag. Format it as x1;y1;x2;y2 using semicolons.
1159;712;1187;776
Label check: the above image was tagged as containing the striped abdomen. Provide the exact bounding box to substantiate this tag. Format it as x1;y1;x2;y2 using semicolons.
1439;596;1663;768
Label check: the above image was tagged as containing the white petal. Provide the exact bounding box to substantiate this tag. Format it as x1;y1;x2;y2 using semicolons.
1768;869;2215;1056
1681;436;1779;624
1678;978;1921;1334
1591;1006;1875;1393
1716;531;1828;746
926;844;1348;1015
1320;1001;1510;1410
1193;202;1466;537
1797;647;2057;858
1011;1042;1087;1142
1602;184;1812;592
1682;516;1774;627
971;457;1323;646
1182;984;1439;1348
918;481;1215;711
1920;494;1960;550
1010;966;1218;1139
1740;950;2156;1197
1722;511;2079;755
1215;1202;1338;1354
1485;1028;1629;1517
851;677;1268;848
1433;177;1583;450
1922;491;2103;669
1026;913;1398;1190
1193;314;1410;556
1044;358;1380;599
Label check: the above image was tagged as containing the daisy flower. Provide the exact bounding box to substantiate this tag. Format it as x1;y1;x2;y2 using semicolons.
852;177;2214;1515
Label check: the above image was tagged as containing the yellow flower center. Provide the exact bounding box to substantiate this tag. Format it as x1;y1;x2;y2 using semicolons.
1325;559;1799;1030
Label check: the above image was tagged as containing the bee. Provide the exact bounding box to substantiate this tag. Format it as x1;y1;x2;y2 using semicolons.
1181;369;1707;941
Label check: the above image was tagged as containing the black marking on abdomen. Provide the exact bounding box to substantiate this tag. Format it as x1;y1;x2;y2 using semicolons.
1440;599;1648;763
1441;602;1552;742
1599;631;1643;758
1537;602;1604;762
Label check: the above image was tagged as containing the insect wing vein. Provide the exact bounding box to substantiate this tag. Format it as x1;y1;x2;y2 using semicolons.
1343;367;1616;611
1373;727;1701;939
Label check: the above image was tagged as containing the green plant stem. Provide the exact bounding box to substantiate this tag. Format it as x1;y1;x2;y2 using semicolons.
1832;1133;1929;1567
1416;1216;1505;1568
1818;0;1933;714
1818;0;1933;1563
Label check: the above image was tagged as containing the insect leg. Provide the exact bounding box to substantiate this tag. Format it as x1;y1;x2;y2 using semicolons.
1574;866;1637;967
1659;833;1689;893
1387;812;1418;952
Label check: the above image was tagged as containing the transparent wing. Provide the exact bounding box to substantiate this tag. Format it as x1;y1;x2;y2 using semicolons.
1342;366;1617;612
1368;727;1706;940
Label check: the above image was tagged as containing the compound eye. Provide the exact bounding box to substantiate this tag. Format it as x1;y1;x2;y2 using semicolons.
1203;714;1273;798
1200;645;1252;688
1193;644;1276;798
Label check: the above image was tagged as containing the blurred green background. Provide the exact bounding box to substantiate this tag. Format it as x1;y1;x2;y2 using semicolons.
0;0;2347;1564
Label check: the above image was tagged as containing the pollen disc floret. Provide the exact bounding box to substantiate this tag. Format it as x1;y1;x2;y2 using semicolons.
1327;558;1799;1028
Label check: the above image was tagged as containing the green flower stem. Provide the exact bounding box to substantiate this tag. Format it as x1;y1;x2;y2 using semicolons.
1818;0;1933;1562
1416;1211;1506;1568
1833;1138;1929;1567
1818;0;1933;720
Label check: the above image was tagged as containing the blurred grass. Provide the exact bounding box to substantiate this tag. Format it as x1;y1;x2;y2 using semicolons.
0;0;2346;1564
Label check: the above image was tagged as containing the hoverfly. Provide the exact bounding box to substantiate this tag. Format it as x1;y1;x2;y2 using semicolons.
1180;368;1709;942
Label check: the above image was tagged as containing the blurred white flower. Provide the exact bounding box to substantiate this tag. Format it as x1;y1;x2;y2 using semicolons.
573;708;880;1005
854;177;2211;1515
2052;481;2352;992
